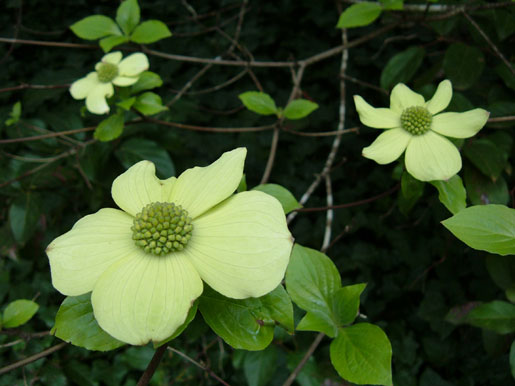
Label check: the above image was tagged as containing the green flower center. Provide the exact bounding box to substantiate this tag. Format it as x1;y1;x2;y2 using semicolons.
400;106;433;135
97;62;119;83
132;202;193;256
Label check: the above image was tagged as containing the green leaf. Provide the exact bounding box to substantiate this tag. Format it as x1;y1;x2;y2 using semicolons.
130;20;172;44
52;294;124;351
5;101;21;126
9;193;41;245
464;139;506;181
330;324;393;385
486;255;515;291
94;113;124;142
380;46;425;89
133;92;168;115
399;171;425;214
131;71;163;94
238;91;278;116
199;285;292;350
430;175;466;214
336;3;382;28
283;99;319;120
285;244;341;337
496;63;515;91
252;184;301;214
380;0;403;10
464;166;509;206
466;301;515;334
297;312;337;337
116;0;140;35
443;43;485;90
442;205;515;256
70;15;121;40
99;35;128;53
332;284;367;326
117;97;136;111
2;299;39;328
510;340;515;380
115;137;175;178
243;345;278;386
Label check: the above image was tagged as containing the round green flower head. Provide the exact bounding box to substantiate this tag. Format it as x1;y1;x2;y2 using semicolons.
69;51;149;115
353;80;490;181
46;148;293;345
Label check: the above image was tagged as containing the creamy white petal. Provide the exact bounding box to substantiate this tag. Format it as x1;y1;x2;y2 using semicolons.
70;73;99;100
405;131;462;181
46;208;134;296
118;53;149;77
362;128;411;164
101;51;122;65
169;148;246;219
185;190;293;299
112;76;139;86
390;83;425;113
425;79;452;115
353;95;400;129
92;251;203;345
111;160;176;217
85;82;114;114
431;109;489;138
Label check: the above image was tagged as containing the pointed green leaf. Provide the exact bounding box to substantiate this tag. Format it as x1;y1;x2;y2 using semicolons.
70;15;122;40
94;113;124;142
380;46;425;89
283;99;319;120
380;0;403;10
443;43;485;90
117;97;136;111
5;101;21;126
130;20;172;44
430;175;466;214
9;192;41;245
253;184;301;214
116;0;140;35
239;91;278;116
2;299;39;328
466;301;515;334
442;204;515;256
332;283;367;326
464;139;506;181
130;71;163;94
330;324;393;385
133;92;168;116
243;345;279;386
486;255;515;291
52;294;124;351
336;3;382;28
297;312;336;337
99;35;128;53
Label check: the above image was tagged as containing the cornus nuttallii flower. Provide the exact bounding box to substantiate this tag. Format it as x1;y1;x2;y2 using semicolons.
70;51;149;115
46;148;293;345
354;80;489;181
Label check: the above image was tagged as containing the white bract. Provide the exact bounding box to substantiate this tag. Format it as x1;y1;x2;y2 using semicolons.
46;148;293;345
354;80;489;181
70;51;149;115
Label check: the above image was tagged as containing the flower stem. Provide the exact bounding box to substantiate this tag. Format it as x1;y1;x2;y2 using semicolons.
137;344;168;386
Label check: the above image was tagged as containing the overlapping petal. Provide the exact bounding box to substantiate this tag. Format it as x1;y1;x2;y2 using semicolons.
432;109;489;138
118;53;149;76
91;251;203;345
112;160;176;216
46;208;134;296
405;131;461;181
425;79;452;115
362;128;412;164
112;76;139;86
70;73;98;100
353;95;400;128
390;83;425;113
185;190;293;299
85;82;114;114
169;148;246;219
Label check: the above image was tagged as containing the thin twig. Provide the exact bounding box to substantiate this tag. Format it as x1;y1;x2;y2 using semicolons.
144;117;276;133
282;126;358;137
282;333;325;386
321;174;334;252
0;83;69;94
0;127;95;144
0;342;67;375
137;345;168;386
488;115;515;123
260;127;280;184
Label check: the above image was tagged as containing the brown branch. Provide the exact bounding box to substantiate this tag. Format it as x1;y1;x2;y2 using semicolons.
488;115;515;123
0;126;95;144
260;127;280;184
282;126;358;137
282;333;325;386
144;117;276;133
0;36;95;48
0;342;67;376
0;83;69;94
137;344;168;386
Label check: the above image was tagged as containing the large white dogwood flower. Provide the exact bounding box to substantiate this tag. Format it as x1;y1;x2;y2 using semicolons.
46;148;293;345
70;51;149;115
354;80;489;181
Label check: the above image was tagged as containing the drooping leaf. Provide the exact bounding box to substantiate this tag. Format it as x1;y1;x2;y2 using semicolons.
9;192;41;245
252;184;301;214
130;20;172;44
336;3;382;28
2;299;39;328
239;92;278;116
380;46;425;89
442;204;515;256
330;324;393;385
443;43;485;90
115;137;175;178
133;92;168;115
243;345;279;386
283;99;319;120
430;175;467;214
331;284;367;326
116;0;140;35
99;35;128;53
465;301;515;334
70;15;121;40
94;113;124;142
52;294;124;351
131;71;163;94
